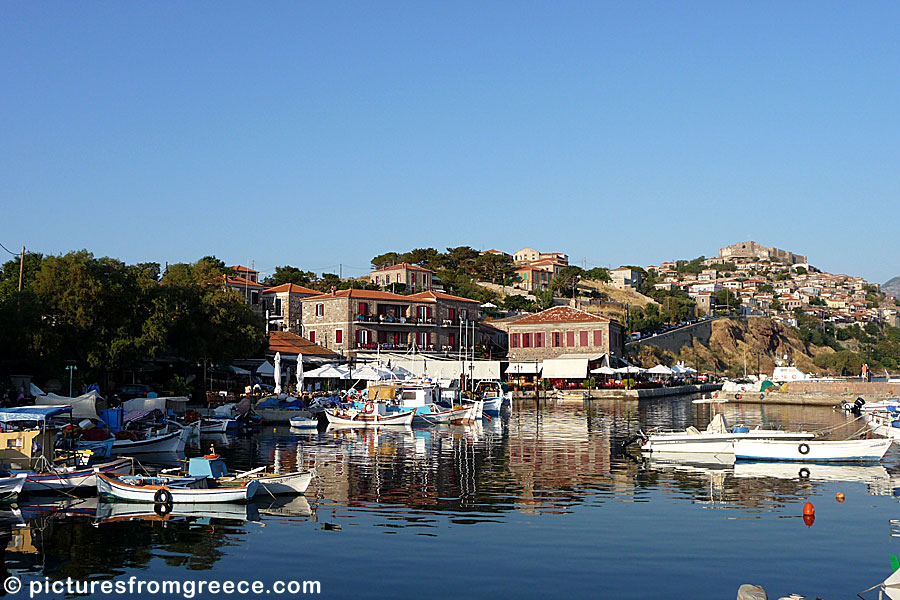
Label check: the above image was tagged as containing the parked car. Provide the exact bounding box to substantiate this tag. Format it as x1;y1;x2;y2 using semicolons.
118;383;154;401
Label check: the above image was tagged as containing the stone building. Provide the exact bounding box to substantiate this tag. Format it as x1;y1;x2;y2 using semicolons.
505;305;623;361
718;241;807;265
222;273;266;316
609;267;642;290
368;263;435;292
262;283;321;333
300;288;480;356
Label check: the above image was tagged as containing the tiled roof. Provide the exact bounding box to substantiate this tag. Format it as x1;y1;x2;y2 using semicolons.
262;283;320;295
231;265;259;274
509;306;612;326
406;290;480;304
304;289;411;301
268;332;338;356
224;275;265;288
370;263;435;273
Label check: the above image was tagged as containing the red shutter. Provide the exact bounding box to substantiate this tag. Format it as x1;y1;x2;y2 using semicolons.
336;329;343;344
580;331;588;346
566;331;575;347
449;333;455;348
511;333;520;348
449;307;456;321
309;331;316;343
593;330;602;346
359;302;368;315
355;330;361;342
426;306;432;319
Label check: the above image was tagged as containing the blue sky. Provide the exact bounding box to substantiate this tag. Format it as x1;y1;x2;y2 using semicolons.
2;2;899;283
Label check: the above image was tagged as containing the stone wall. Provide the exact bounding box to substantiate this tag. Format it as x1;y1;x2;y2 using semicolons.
782;381;900;395
629;319;714;354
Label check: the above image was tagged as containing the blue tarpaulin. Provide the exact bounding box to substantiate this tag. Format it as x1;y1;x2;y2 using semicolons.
0;405;73;423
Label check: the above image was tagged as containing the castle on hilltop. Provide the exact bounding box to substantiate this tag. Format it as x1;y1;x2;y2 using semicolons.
717;241;806;265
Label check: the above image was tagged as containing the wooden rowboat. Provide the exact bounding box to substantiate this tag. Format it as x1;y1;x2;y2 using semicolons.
324;408;415;427
97;473;258;503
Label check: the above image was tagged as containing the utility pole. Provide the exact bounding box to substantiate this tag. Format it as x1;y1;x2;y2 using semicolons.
18;246;25;292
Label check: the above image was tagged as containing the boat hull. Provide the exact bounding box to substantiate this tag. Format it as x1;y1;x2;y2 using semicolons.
97;473;258;503
733;438;893;462
324;409;415;427
0;474;27;500
112;430;186;454
289;417;319;429
642;431;815;454
229;470;315;495
20;458;133;492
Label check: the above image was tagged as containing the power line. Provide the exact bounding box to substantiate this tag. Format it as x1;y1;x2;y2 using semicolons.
0;241;19;256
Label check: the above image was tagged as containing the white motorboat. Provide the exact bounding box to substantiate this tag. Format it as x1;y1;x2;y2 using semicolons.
733;438;893;462
324;407;415;427
224;468;316;495
289;416;319;429
97;473;259;503
412;405;476;426
641;414;814;454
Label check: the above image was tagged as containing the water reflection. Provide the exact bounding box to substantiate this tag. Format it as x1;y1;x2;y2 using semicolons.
1;396;896;595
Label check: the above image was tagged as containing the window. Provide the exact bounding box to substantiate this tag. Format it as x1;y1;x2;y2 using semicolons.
411;272;417;284
535;332;544;348
448;307;456;321
359;302;368;315
461;309;468;320
449;333;456;348
335;329;343;344
580;331;589;347
274;298;282;316
553;332;562;347
566;331;575;347
522;333;532;348
511;333;520;348
251;291;259;305
315;303;324;317
308;330;316;343
593;330;602;346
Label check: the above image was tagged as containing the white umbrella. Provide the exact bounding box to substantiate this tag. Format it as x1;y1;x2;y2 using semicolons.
273;352;282;394
590;366;616;375
647;364;673;375
296;358;304;392
306;364;350;379
614;365;645;375
351;365;394;381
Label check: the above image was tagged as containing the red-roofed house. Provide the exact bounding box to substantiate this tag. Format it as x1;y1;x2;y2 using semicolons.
223;274;266;315
505;306;623;360
262;283;322;333
301;288;481;356
368;263;435;292
230;265;259;284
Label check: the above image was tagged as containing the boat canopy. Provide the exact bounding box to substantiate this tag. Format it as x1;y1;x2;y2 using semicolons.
0;405;73;423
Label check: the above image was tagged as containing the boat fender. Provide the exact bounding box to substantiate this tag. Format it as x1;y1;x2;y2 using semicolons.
364;402;375;415
798;468;810;479
759;393;765;400
798;443;810;455
154;501;172;517
735;393;742;400
713;392;718;399
154;488;173;506
203;454;220;459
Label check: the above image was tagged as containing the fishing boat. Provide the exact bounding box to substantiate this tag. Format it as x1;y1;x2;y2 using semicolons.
97;473;259;503
473;380;508;414
733;438;893;462
324;406;415;427
289;415;319;429
111;428;186;454
865;410;900;439
640;414;815;454
199;419;230;434
182;456;316;495
411;404;476;426
0;474;28;501
18;458;134;493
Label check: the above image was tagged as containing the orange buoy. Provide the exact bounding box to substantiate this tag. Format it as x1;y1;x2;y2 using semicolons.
803;513;815;527
803;502;815;516
836;492;845;503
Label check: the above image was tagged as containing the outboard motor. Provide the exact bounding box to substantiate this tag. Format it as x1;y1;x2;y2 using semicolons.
853;397;866;414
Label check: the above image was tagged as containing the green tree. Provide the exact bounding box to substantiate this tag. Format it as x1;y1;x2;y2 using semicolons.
474;252;515;284
583;267;610;282
263;265;316;287
371;252;401;269
550;266;584;298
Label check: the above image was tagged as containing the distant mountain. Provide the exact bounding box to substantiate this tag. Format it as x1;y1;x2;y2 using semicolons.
884;276;900;298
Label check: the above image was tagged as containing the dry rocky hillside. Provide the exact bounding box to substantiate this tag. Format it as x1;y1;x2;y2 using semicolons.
633;317;834;377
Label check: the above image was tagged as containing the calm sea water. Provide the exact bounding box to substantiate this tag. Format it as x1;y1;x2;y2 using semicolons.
5;396;900;599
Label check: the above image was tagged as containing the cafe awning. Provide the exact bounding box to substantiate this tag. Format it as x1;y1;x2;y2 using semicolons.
541;358;589;379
